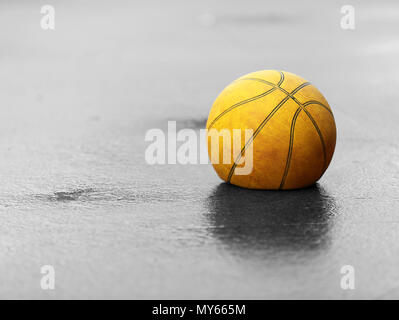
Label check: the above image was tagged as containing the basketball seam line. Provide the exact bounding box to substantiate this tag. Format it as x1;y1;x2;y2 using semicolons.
227;75;326;186
239;77;311;98
207;87;276;129
208;71;284;129
242;77;333;116
227;73;308;183
303;100;334;116
279;107;302;189
277;71;285;86
301;108;328;173
227;95;291;182
237;77;329;187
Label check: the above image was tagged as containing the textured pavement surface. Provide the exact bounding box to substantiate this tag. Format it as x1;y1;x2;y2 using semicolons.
1;0;399;299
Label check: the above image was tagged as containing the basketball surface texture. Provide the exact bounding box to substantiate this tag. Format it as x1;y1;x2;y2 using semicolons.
206;70;336;190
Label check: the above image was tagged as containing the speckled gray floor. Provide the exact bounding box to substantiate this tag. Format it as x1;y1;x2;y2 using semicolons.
1;0;399;299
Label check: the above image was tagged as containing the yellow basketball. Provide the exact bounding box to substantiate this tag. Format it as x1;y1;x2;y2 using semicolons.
206;70;336;190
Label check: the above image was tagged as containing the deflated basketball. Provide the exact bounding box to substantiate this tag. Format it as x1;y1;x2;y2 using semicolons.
206;70;336;190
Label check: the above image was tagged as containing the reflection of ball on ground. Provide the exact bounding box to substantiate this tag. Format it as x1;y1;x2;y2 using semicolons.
206;70;336;190
206;183;336;252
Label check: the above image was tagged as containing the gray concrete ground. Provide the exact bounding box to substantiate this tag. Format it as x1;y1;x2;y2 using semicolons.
0;0;399;299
